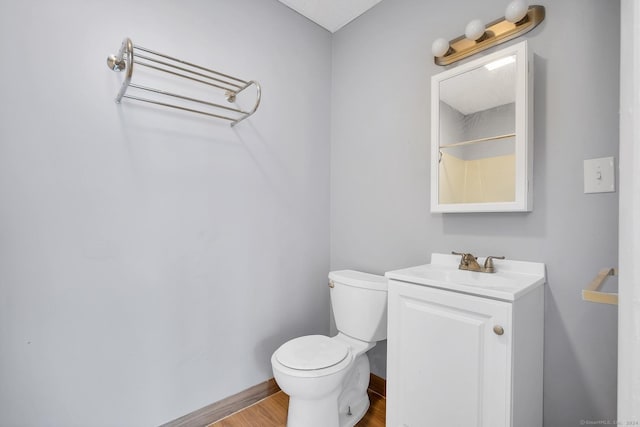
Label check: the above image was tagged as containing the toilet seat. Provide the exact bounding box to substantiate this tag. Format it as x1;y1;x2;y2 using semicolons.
276;335;349;370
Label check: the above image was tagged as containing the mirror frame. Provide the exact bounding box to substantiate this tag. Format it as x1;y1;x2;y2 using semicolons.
430;40;533;213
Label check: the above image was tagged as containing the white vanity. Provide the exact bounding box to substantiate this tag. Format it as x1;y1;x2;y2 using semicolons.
385;253;545;427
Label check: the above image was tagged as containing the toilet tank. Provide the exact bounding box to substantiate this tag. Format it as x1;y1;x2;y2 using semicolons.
329;270;387;342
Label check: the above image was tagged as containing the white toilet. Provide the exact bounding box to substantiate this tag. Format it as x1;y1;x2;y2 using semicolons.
271;270;387;427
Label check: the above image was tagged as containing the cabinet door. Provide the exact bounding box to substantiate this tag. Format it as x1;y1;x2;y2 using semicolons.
387;281;513;427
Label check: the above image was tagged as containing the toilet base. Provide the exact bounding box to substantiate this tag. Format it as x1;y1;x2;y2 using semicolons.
337;353;371;427
338;393;370;427
287;387;342;427
285;373;371;427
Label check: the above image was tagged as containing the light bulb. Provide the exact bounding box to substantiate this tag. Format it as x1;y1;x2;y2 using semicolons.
465;19;485;41
505;0;529;23
432;38;450;57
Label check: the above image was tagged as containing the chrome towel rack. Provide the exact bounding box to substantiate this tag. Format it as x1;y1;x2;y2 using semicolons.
107;38;261;127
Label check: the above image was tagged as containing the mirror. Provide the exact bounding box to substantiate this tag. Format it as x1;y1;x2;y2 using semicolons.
430;41;532;213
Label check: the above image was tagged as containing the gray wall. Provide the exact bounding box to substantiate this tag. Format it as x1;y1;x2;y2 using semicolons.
442;102;516;159
331;0;620;426
0;1;331;425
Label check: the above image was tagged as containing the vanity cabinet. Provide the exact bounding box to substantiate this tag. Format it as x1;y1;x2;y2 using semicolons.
385;254;544;427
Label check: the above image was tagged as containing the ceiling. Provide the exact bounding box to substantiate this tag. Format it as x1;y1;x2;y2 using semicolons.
440;58;517;115
277;0;383;33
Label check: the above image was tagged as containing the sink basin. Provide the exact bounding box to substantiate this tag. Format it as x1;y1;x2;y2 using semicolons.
385;253;546;301
407;266;516;286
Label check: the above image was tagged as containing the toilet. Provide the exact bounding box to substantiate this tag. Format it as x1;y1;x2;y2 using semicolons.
271;270;387;427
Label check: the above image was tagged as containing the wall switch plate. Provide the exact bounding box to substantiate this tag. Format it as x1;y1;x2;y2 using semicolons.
584;157;615;194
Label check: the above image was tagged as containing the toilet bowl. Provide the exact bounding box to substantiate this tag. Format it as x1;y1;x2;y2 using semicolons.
271;270;387;427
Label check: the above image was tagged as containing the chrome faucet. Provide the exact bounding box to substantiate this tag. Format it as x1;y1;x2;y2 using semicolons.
452;251;505;273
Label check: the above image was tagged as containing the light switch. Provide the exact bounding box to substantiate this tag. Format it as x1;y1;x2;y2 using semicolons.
584;157;615;194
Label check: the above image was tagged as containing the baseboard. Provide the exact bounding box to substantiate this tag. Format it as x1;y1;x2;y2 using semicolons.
160;374;386;427
159;378;281;427
369;373;386;397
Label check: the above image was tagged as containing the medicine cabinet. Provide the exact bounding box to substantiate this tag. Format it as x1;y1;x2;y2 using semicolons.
430;41;532;213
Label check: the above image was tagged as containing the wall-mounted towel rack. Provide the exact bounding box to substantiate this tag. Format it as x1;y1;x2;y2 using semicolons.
107;38;260;127
582;268;618;305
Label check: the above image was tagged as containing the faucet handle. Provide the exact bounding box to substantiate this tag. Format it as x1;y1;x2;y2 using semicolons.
452;251;477;267
483;256;505;272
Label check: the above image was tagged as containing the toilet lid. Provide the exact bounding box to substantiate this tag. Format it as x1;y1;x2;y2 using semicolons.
276;335;349;370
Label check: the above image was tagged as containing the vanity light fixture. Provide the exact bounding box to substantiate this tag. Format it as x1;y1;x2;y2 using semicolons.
431;38;451;58
465;19;486;41
431;0;544;66
505;0;529;23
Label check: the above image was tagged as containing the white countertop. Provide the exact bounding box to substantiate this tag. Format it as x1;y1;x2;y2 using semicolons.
385;253;546;301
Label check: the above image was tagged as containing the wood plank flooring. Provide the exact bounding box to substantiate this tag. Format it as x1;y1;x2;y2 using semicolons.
161;379;281;427
209;389;386;427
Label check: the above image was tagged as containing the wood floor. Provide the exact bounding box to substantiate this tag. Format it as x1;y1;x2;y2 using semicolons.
209;389;386;427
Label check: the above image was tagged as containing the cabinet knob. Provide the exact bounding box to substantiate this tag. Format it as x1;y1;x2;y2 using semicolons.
328;280;335;288
493;325;505;336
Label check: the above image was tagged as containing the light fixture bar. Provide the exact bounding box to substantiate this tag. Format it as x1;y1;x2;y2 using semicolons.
434;5;545;66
